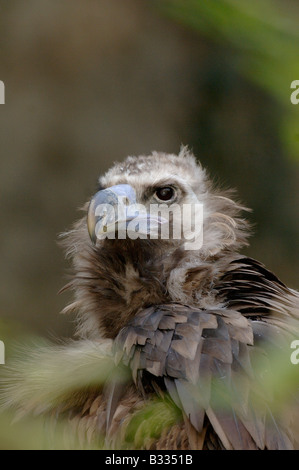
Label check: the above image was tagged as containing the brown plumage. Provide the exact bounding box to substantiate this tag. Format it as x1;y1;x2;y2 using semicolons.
2;147;299;449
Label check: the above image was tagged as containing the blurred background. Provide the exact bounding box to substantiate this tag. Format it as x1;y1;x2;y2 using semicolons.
0;0;298;342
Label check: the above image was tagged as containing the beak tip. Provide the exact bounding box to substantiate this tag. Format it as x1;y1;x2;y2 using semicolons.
90;233;97;246
87;198;97;245
87;221;97;245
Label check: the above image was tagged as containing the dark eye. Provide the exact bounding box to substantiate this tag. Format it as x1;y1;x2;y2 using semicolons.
155;186;175;201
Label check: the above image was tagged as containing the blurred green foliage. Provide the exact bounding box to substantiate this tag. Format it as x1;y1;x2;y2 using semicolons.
1;323;299;449
158;0;299;159
0;411;67;450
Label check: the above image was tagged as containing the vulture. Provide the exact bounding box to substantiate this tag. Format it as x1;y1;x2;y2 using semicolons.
1;147;299;450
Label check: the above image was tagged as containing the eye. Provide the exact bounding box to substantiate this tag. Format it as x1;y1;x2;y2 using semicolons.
154;186;175;201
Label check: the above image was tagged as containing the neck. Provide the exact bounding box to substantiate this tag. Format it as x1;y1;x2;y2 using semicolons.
74;238;184;338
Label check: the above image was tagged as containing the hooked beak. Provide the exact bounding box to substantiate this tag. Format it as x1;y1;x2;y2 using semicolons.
87;184;137;244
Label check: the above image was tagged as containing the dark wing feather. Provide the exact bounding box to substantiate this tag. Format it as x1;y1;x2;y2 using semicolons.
216;257;299;320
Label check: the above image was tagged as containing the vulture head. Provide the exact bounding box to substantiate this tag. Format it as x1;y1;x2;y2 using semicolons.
63;148;250;340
